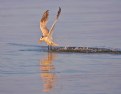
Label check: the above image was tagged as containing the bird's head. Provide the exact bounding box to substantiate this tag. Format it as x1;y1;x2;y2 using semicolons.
38;36;44;44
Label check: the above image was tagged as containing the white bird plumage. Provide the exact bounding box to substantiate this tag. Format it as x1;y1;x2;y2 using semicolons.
38;7;61;48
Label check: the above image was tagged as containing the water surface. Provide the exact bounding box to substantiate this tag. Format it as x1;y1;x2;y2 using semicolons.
0;0;121;94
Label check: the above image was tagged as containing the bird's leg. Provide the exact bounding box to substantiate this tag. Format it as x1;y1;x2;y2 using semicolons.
48;46;50;51
50;46;52;51
48;46;52;51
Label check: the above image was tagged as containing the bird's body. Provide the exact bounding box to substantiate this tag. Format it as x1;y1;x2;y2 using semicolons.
38;7;61;49
40;36;58;46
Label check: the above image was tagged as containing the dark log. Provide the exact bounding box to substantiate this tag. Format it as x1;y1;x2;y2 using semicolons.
47;46;121;54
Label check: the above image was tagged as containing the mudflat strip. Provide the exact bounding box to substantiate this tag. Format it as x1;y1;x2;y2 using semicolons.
49;46;121;54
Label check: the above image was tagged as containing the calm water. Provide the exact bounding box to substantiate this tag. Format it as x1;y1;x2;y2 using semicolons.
0;0;121;94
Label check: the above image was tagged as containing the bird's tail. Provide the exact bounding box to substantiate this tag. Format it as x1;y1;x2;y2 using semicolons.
51;41;59;46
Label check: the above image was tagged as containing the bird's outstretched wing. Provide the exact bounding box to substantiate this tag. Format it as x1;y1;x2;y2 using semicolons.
40;10;49;36
48;7;61;37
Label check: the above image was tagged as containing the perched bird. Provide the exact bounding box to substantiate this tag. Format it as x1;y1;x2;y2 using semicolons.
38;7;61;50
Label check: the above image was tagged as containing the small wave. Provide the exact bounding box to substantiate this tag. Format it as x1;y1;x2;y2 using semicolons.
8;43;40;48
19;49;47;52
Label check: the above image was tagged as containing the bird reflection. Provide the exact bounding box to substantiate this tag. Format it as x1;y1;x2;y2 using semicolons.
40;52;57;92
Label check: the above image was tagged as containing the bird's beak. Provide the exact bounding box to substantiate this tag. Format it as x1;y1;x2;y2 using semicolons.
38;40;42;44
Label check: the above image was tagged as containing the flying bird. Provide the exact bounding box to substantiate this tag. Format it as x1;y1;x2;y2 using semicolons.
38;7;61;50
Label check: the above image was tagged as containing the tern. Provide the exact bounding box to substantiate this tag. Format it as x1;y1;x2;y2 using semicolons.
38;7;61;50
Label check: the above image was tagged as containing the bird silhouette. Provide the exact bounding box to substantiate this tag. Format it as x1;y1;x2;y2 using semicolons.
38;7;61;50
